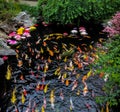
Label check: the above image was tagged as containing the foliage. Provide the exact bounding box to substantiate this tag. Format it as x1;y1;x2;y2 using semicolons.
0;0;21;21
37;0;120;24
18;4;38;17
94;34;120;107
103;12;120;37
0;0;38;22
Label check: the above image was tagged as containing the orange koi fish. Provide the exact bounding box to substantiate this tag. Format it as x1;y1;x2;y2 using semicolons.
77;46;82;53
99;72;104;78
11;87;17;104
43;41;47;46
36;82;40;91
5;65;12;80
20;74;24;80
47;47;54;56
21;92;25;104
83;84;88;96
48;56;52;63
72;80;78;91
106;102;109;112
65;79;70;86
50;90;55;109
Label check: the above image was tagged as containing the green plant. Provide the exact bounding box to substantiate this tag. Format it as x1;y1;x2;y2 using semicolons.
94;35;120;107
38;0;120;25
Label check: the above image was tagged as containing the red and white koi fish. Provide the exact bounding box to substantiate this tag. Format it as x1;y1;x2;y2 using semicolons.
23;87;27;96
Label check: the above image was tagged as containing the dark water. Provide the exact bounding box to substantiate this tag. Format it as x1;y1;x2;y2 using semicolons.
1;24;106;112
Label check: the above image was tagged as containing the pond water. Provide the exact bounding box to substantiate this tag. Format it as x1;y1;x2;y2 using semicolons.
1;24;106;112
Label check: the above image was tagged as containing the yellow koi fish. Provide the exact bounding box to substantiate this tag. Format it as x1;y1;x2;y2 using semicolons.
21;92;25;104
44;83;49;94
63;56;67;62
44;62;48;73
86;69;92;78
40;47;44;54
41;105;45;112
67;61;74;71
11;87;17;104
54;67;60;75
6;65;12;80
50;90;55;109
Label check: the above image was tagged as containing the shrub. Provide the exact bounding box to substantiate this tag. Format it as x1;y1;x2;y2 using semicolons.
37;0;120;25
103;12;120;37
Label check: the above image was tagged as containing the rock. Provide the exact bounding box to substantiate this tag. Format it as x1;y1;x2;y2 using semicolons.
0;58;4;65
0;38;16;55
13;11;34;28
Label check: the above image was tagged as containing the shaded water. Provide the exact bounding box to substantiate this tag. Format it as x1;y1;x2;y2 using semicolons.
1;24;106;112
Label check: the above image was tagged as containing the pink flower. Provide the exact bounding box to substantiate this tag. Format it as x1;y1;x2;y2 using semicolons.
8;32;16;37
23;32;30;37
2;56;8;61
7;40;17;45
14;34;21;40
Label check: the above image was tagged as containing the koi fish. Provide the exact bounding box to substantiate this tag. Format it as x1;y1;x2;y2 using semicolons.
62;43;68;51
63;56;67;62
99;72;104;78
86;69;92;78
41;105;45;112
40;47;44;54
11;87;17;104
77;46;82;53
23;87;27;96
36;82;40;91
63;72;67;79
44;62;49;73
14;105;19;112
20;74;24;80
67;61;74;71
83;85;88;96
50;90;55;109
106;102;109;112
17;60;23;67
76;89;80;96
54;67;60;75
72;80;78;91
5;65;12;80
43;41;47;46
65;79;70;86
43;96;47;109
89;45;93;50
21;92;25;104
48;56;52;63
70;97;74;110
47;47;54;56
60;89;64;100
44;83;49;93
